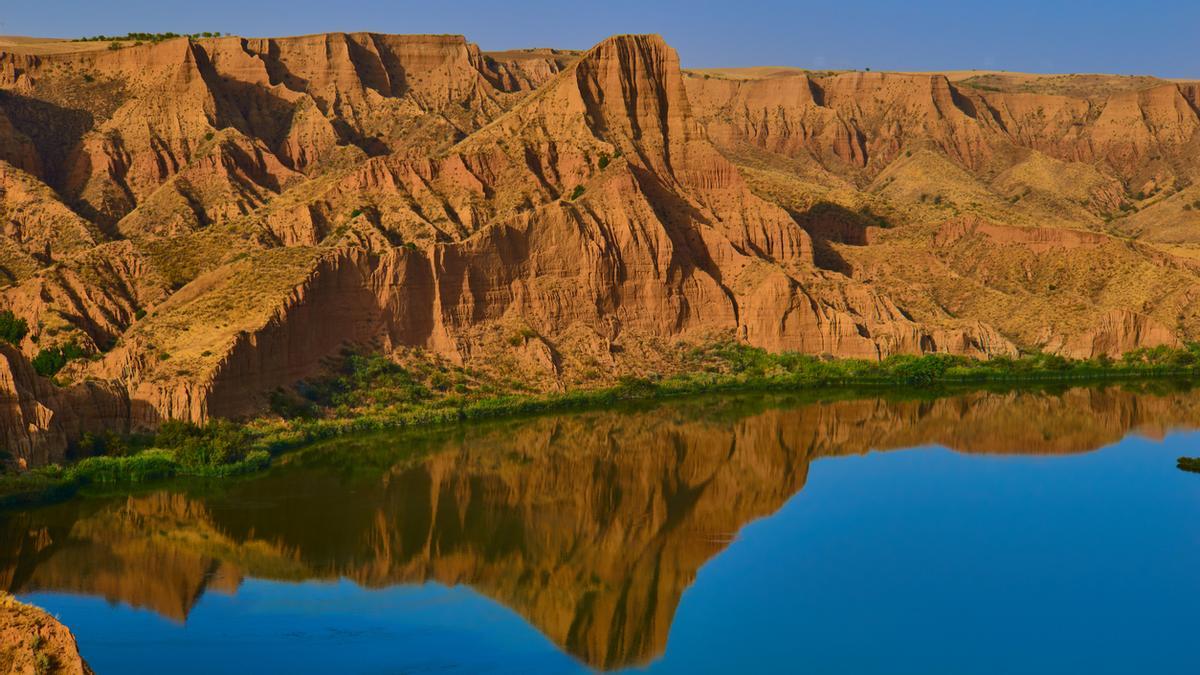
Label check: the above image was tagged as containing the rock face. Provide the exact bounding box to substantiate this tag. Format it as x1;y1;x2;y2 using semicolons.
685;69;1200;181
0;344;128;466
0;593;92;674
1;32;1199;461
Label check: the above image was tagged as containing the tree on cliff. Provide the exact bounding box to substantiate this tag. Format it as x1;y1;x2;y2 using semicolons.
0;311;28;346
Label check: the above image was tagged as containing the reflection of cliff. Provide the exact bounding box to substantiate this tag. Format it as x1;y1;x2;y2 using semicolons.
2;386;1200;669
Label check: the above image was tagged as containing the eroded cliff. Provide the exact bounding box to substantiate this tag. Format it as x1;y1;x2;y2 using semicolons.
1;32;1199;462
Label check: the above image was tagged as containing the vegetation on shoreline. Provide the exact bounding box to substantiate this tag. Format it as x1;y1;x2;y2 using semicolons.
5;341;1200;507
0;421;269;508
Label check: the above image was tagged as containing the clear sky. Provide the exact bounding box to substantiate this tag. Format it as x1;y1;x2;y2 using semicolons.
4;0;1198;77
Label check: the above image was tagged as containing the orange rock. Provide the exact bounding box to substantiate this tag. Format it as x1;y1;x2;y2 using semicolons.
3;31;1198;457
0;593;92;674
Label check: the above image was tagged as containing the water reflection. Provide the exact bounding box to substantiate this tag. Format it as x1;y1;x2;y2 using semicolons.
2;385;1199;669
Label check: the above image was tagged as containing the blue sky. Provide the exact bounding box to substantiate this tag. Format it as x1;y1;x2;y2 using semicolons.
5;0;1198;77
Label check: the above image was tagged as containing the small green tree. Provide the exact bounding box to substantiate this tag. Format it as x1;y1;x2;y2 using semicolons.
174;420;249;468
32;348;68;377
154;420;202;448
0;310;28;345
31;340;86;377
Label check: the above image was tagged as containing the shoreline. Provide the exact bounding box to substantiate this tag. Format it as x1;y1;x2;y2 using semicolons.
4;345;1200;509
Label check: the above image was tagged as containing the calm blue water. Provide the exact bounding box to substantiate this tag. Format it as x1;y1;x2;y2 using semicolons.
6;390;1200;673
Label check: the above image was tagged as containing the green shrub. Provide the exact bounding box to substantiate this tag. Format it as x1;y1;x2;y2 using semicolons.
270;389;318;420
300;354;431;410
174;420;250;468
155;419;256;469
598;153;611;169
569;185;586;201
32;341;87;377
198;449;270;477
74;431;130;458
0;310;28;345
134;308;147;320
883;353;960;385
153;420;202;449
70;451;177;484
76;31;192;44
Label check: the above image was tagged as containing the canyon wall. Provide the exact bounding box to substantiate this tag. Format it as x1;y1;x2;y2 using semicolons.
1;32;1199;461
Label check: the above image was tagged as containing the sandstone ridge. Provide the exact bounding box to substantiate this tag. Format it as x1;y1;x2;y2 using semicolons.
2;32;1198;463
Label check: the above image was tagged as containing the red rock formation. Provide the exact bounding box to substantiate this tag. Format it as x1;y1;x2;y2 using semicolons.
0;344;128;466
1046;309;1180;358
685;70;1200;180
2;31;1197;456
0;593;92;674
480;48;579;91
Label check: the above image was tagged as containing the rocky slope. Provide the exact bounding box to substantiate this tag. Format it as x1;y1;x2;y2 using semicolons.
0;593;92;674
1;32;1199;463
686;67;1200;351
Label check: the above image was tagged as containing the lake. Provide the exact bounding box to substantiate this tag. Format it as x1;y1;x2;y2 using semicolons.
2;386;1199;673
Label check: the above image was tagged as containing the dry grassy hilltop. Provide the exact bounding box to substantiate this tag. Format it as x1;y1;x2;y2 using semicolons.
2;32;1200;464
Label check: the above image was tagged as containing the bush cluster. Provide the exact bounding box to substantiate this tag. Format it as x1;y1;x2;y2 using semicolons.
288;354;434;414
32;341;87;377
75;32;225;43
0;311;28;345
